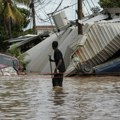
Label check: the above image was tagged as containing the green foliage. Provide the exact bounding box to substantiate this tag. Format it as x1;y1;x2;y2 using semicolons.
7;45;29;71
8;8;31;37
99;0;120;8
0;1;3;13
0;3;31;52
18;8;30;28
0;26;10;51
7;45;21;57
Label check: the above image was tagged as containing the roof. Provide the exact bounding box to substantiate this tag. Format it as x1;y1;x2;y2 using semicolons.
8;34;39;43
72;21;120;67
9;34;42;48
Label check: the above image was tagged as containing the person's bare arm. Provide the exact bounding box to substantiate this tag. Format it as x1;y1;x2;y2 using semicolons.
49;55;55;62
55;59;62;70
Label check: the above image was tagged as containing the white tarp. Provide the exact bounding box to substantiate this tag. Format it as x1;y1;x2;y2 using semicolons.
25;26;78;74
25;14;114;74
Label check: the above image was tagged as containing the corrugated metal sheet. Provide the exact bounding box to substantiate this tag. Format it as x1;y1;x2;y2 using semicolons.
72;22;120;68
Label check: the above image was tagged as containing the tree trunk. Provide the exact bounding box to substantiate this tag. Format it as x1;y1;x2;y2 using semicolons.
8;17;12;38
31;0;36;34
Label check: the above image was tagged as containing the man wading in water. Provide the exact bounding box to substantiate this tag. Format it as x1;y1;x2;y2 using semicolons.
49;41;66;88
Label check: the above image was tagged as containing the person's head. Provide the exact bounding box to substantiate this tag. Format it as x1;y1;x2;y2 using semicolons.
52;41;58;50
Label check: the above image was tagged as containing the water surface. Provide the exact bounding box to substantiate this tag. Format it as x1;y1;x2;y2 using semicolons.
0;75;120;120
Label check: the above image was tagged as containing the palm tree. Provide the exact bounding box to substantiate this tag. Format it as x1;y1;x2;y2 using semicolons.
1;0;45;37
2;0;28;38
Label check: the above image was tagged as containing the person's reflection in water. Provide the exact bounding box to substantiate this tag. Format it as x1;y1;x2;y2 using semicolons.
52;87;65;106
52;87;66;120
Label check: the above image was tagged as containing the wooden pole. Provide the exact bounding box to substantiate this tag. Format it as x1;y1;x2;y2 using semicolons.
78;0;83;35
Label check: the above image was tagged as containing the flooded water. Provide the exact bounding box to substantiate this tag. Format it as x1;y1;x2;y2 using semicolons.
0;75;120;120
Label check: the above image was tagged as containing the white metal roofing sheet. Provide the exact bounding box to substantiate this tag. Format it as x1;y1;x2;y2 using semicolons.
72;22;120;66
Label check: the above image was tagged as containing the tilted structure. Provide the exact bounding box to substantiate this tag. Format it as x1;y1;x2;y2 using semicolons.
71;21;120;73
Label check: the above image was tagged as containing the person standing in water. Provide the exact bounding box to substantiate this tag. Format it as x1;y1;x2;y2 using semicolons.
49;41;66;87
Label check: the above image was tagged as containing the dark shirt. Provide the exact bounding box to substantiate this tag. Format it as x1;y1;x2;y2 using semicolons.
54;49;65;72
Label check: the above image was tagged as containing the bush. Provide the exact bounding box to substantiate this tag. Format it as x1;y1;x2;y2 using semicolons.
7;45;29;71
99;0;120;8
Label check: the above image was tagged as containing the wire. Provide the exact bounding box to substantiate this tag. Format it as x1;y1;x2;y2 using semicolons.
35;12;50;22
52;0;64;14
35;1;77;24
47;2;77;15
34;0;52;10
33;0;53;23
32;0;101;25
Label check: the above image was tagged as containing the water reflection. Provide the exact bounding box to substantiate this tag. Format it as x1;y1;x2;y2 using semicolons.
51;88;66;120
52;88;65;106
0;76;120;120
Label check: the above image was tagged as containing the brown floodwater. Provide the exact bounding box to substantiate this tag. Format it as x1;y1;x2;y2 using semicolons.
0;75;120;120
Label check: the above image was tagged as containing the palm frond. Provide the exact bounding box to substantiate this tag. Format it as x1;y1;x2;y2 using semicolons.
4;2;16;23
13;6;25;24
4;2;25;24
